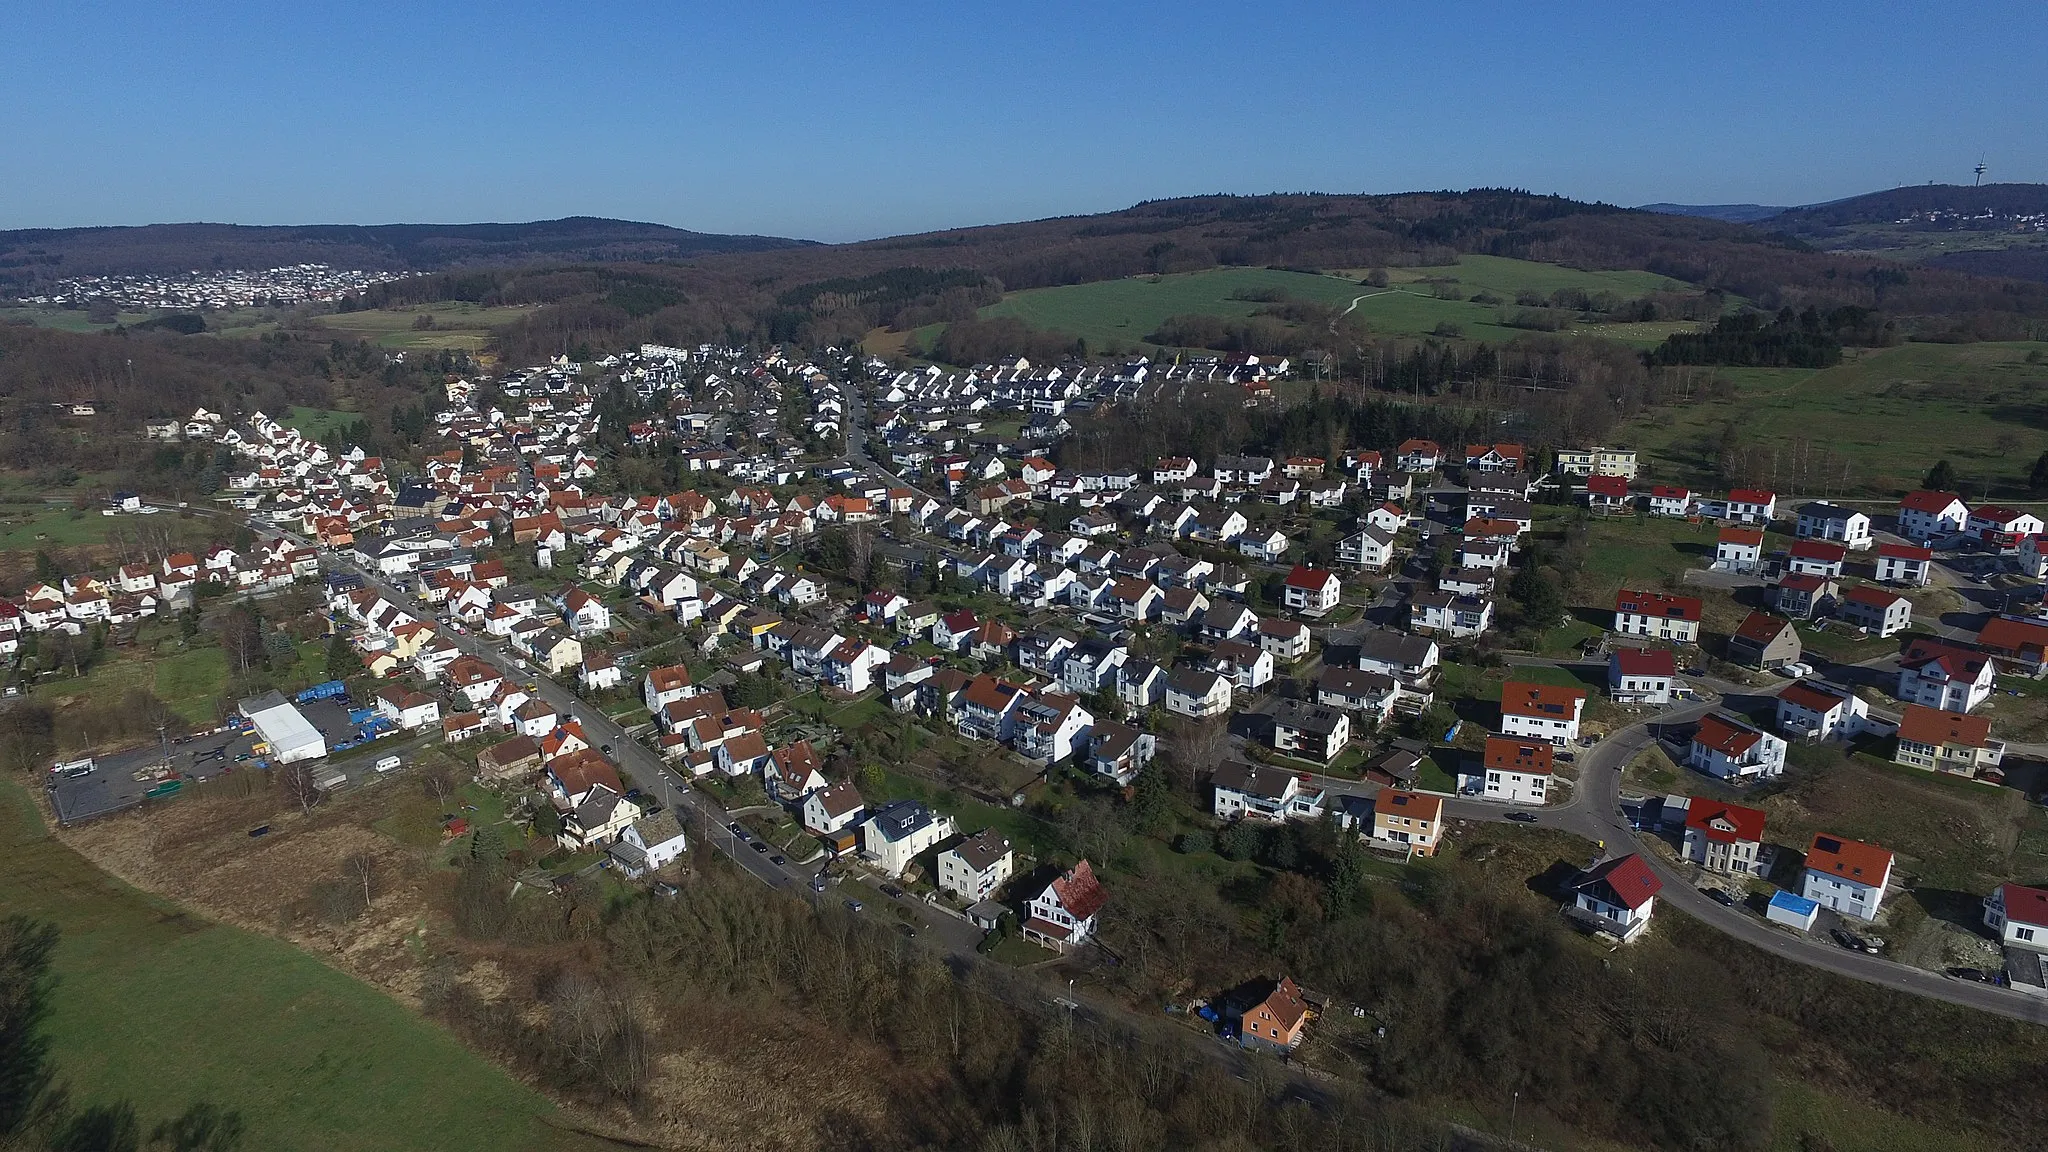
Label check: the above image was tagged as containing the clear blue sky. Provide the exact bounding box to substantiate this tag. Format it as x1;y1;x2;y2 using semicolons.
8;1;2043;241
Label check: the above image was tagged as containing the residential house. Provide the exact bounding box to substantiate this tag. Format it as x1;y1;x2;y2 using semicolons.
1689;712;1787;779
1370;789;1443;856
1769;573;1836;620
1164;667;1235;719
1795;501;1873;549
1118;659;1166;711
1583;473;1632;512
1612;589;1702;644
1498;680;1587;746
860;799;957;878
609;810;689;877
1568;854;1663;942
1211;760;1327;821
1897;638;1996;713
1776;679;1870;741
1839;584;1911;637
1022;860;1108;952
1256;617;1312;661
1875;542;1934;586
1704;488;1777;524
1983;884;2048;951
1786;539;1848;578
937;828;1014;903
1682;799;1769;877
766;740;828;803
1014;692;1094;764
1967;505;2045;548
1481;736;1553;804
1977;615;2048;675
1316;667;1400;724
1646;485;1692;517
1897;490;1970;541
643;664;696;713
1089;721;1156;786
1408;590;1492;638
1608;647;1675;705
1727;611;1801;669
1713;527;1765;574
1266;699;1351;762
802;781;866;845
1236;977;1311;1054
1801;834;1894;922
1894;704;2005;777
1281;566;1341;617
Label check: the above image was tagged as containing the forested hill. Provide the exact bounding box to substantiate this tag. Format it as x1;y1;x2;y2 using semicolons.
1764;183;2048;231
1637;203;1791;223
0;217;813;293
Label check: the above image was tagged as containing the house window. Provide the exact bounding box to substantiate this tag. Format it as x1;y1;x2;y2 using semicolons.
2019;926;2036;942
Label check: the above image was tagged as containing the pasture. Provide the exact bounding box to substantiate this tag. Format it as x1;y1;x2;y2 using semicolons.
287;405;366;440
979;257;1711;351
0;784;595;1152
303;302;536;351
1620;340;2048;496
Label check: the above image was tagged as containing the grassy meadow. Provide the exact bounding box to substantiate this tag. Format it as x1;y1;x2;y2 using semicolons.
977;256;1711;351
1621;340;2048;496
302;302;536;352
0;784;596;1152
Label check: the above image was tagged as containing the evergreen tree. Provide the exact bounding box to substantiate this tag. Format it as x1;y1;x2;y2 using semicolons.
1924;459;1958;492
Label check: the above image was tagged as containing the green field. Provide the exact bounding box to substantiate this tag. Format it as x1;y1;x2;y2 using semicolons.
0;305;158;332
287;405;365;440
1620;340;2048;496
304;302;536;352
979;257;1709;350
0;784;595;1152
0;505;131;550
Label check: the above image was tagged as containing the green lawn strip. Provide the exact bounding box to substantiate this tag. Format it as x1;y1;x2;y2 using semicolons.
876;766;1059;857
0;782;588;1152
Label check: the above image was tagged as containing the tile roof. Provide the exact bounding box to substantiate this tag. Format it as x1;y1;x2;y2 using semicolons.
1805;834;1893;886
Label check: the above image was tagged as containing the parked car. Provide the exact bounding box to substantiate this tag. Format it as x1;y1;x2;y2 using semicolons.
1946;967;1991;982
1706;887;1737;906
1505;811;1539;823
880;883;904;899
751;841;770;853
845;899;864;913
770;855;785;866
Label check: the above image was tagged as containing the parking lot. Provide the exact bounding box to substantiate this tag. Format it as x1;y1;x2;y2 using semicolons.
47;726;259;824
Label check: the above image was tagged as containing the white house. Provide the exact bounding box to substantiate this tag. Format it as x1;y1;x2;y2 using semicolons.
608;810;689;877
1801;833;1894;922
1281;566;1341;616
937;828;1014;904
1875;542;1933;586
1021;859;1108;952
1211;759;1327;821
1689;712;1788;779
1983;883;2048;951
1336;525;1396;570
802;781;865;837
1967;505;2045;547
1775;679;1870;742
643;664;696;713
1713;527;1765;574
1897;490;1970;541
1568;854;1662;942
860;800;957;878
1481;736;1553;805
1163;668;1234;719
1608;647;1675;706
1612;589;1702;644
1897;638;1996;713
1795;501;1872;550
1838;585;1911;638
1498;681;1586;746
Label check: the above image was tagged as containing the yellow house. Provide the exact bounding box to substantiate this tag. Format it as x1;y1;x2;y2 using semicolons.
1371;789;1444;856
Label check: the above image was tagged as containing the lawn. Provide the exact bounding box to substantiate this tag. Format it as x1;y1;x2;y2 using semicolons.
0;505;137;550
878;766;1059;856
0;784;598;1152
1617;340;2048;497
304;302;536;352
286;406;365;440
978;257;1713;351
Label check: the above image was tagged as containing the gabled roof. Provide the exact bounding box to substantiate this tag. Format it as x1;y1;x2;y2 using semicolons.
1996;883;2048;930
1842;584;1907;609
1575;854;1662;911
1900;637;1990;681
1613;588;1702;621
1877;542;1933;561
1282;565;1338;591
1897;703;1994;748
1611;647;1675;677
1693;713;1763;757
1789;539;1848;562
1899;489;1965;514
1498;680;1587;720
1805;834;1893;885
1585;474;1630;498
1717;526;1765;546
1685;799;1765;843
1779;680;1851;714
1376;788;1442;823
1045;859;1108;920
1483;736;1553;775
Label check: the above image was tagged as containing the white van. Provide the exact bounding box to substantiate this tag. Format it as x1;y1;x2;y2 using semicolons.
373;754;402;774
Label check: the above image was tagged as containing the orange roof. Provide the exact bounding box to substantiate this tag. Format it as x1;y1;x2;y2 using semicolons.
1805;834;1893;885
1896;703;1994;749
1483;736;1553;776
1498;680;1587;720
1613;588;1702;621
1376;789;1443;823
1693;713;1762;757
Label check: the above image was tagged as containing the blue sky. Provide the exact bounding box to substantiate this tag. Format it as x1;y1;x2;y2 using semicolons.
8;1;2043;241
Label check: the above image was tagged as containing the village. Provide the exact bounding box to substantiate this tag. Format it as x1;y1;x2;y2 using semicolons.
15;337;2048;1069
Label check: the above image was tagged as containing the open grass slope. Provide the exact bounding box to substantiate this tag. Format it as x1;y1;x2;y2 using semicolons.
0;783;591;1152
301;302;538;352
1621;339;2048;496
980;256;1710;351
